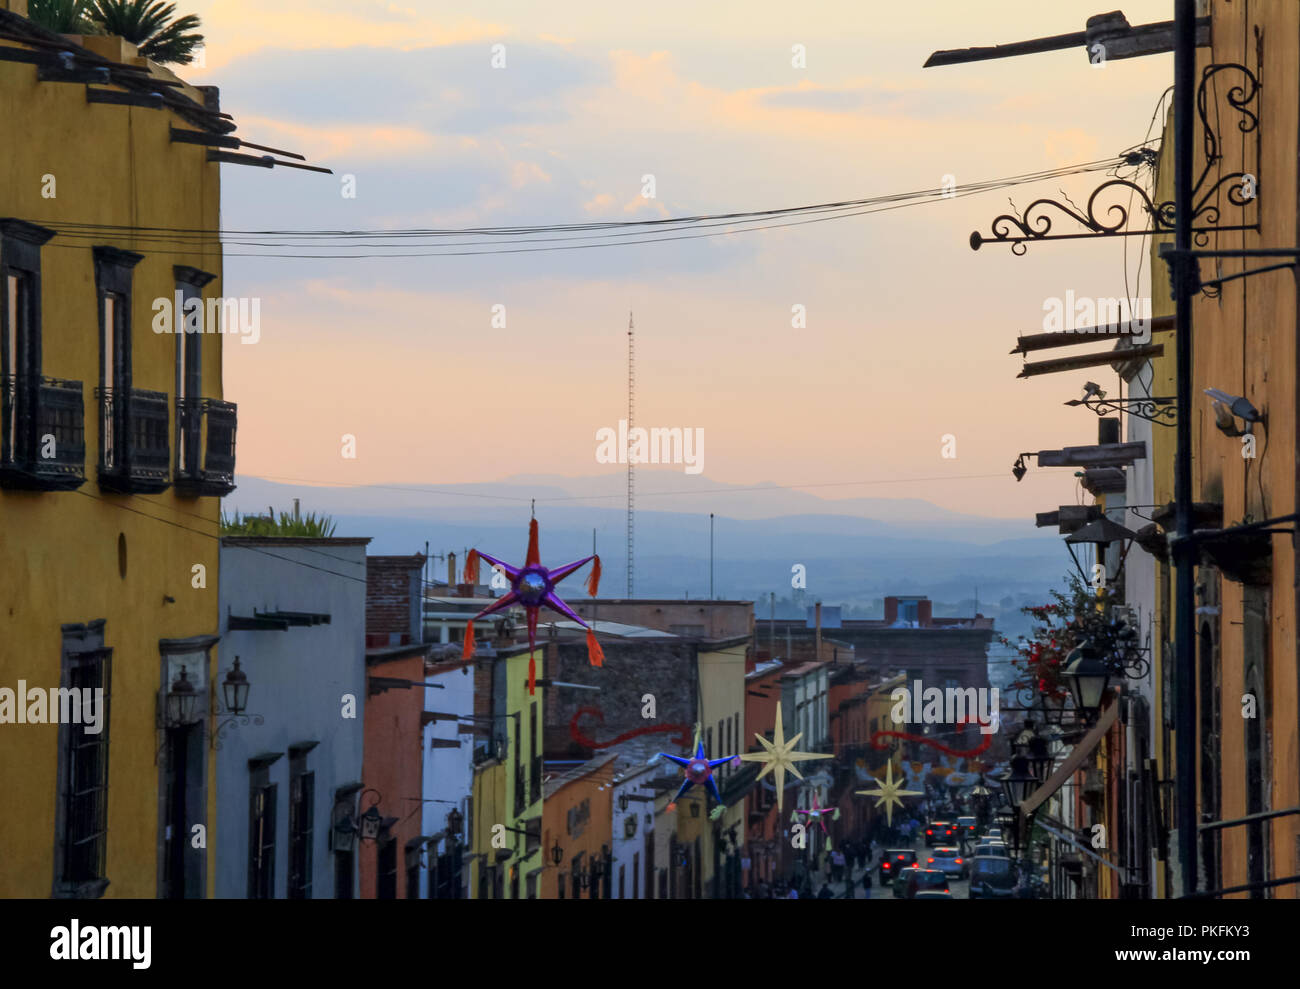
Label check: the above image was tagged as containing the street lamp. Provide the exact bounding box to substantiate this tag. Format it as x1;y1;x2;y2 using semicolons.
222;656;250;715
619;793;630;812
1001;755;1038;808
165;665;199;726
447;807;464;838
358;789;384;841
1063;642;1111;720
550;839;564;866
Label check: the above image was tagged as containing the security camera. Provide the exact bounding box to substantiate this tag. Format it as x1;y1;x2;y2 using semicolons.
1082;381;1106;400
1204;388;1263;437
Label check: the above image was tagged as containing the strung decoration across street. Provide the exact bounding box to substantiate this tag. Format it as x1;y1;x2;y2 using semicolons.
655;733;739;821
856;760;923;827
460;518;602;694
739;704;832;813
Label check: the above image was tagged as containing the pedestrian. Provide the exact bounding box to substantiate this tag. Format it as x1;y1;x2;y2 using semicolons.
862;871;872;896
831;847;846;883
817;882;834;899
786;884;799;900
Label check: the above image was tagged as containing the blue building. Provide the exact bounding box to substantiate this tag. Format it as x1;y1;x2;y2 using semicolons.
214;536;370;898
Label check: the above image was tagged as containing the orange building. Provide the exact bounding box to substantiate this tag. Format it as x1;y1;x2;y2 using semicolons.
540;754;615;898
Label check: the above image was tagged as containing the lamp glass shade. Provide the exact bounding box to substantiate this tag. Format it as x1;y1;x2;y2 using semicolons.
222;657;250;715
359;805;383;840
167;666;199;726
1064;645;1110;715
1002;757;1038;807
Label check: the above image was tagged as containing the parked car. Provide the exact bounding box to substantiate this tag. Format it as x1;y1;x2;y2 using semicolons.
956;815;978;839
927;846;968;879
968;855;1017;898
913;889;955;899
984;827;1003;841
904;868;950;899
892;865;919;898
924;821;956;847
880;848;917;884
973;841;1010;859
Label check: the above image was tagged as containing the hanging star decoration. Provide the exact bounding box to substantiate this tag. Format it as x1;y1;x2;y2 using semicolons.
791;792;841;837
655;731;739;822
855;760;923;827
739;704;832;813
460;518;601;695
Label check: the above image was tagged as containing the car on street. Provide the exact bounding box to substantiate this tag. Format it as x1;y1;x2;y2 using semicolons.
903;868;950;899
956;815;978;839
973;841;1010;859
913;889;955;899
892;865;918;898
968;855;1017;898
984;827;1003;841
926;846;968;879
924;821;957;847
880;848;917;884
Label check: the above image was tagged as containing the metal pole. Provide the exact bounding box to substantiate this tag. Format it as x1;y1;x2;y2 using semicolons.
710;513;714;600
1171;0;1198;898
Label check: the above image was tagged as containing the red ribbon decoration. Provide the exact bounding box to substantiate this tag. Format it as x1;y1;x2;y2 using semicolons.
569;706;693;750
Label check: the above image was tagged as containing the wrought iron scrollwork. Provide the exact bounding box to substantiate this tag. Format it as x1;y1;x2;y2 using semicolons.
212;712;265;751
1064;394;1177;426
971;62;1261;254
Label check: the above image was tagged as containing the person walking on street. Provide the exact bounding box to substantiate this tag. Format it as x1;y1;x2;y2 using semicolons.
831;848;846;883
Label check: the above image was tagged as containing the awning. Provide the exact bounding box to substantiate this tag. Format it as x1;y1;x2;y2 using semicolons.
1019;699;1119;822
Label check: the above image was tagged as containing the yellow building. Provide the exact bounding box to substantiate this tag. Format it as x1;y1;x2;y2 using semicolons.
468;645;543;898
0;3;312;898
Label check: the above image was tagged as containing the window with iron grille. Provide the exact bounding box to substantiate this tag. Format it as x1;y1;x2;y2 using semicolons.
54;641;112;898
247;772;277;899
288;769;314;899
377;838;398;899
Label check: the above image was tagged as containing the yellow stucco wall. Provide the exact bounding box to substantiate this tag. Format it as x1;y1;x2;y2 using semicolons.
0;36;224;897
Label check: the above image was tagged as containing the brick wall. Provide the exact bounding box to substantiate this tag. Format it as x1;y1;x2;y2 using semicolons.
542;637;700;759
366;554;424;645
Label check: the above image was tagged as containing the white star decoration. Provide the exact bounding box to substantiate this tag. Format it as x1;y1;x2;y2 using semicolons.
855;761;923;827
739;705;832;813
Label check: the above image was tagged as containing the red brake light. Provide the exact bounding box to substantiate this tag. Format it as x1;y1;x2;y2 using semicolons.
926;829;932;835
897;854;905;860
883;863;890;869
956;858;963;864
927;858;934;863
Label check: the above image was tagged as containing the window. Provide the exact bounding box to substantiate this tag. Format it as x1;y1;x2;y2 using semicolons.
288;756;315;899
1243;587;1270;898
334;848;354;899
247;764;277;899
529;702;540;804
557;873;565;899
53;623;112;899
619;864;625;899
526;871;538;899
173;266;214;476
633;852;640;899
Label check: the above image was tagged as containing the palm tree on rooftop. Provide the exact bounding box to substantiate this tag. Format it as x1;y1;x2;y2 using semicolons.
27;0;99;34
89;0;203;65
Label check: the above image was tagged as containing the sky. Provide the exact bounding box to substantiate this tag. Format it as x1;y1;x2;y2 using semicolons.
177;0;1176;519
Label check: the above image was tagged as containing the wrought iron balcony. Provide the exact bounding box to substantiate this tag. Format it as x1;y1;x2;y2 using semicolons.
96;387;171;494
174;397;237;497
0;375;87;490
514;760;528;816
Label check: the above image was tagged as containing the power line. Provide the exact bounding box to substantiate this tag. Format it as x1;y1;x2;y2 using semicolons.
35;158;1127;260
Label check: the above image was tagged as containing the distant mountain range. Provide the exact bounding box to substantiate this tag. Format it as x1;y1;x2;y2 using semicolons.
224;471;1073;639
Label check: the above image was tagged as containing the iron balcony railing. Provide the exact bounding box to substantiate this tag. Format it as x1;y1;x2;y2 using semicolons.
175;397;237;496
514;760;528;816
0;374;86;490
96;386;171;494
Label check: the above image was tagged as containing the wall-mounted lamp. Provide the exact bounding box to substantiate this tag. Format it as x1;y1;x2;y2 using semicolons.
222;656;250;716
358;788;384;842
1011;452;1036;482
165;665;200;727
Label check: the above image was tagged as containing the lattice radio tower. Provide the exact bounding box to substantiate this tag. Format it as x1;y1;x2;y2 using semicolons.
626;312;635;597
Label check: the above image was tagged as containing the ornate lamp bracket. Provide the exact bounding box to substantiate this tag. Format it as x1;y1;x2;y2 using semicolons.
970;59;1261;256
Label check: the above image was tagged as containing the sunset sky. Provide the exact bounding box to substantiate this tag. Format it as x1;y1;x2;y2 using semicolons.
181;0;1175;519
